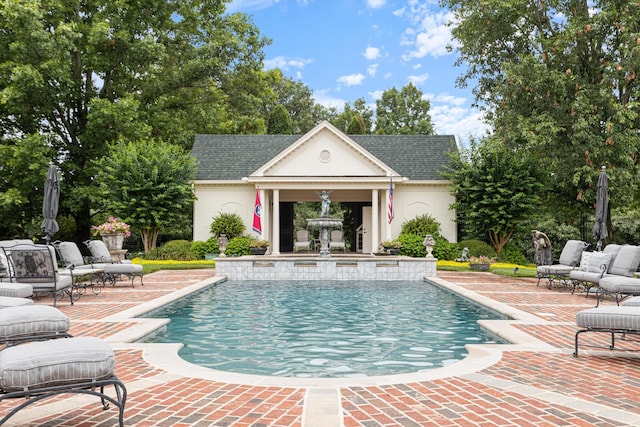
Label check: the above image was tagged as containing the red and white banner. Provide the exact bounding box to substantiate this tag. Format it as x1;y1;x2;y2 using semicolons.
252;189;262;234
387;177;394;224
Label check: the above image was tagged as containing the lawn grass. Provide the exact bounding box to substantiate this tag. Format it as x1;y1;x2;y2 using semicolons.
135;258;537;278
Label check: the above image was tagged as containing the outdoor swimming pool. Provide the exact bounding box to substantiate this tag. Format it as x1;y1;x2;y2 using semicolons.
144;280;505;378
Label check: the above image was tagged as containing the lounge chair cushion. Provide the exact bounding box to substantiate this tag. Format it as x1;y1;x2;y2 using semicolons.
86;240;132;264
537;264;575;276
0;337;115;392
599;276;640;296
586;252;612;273
558;240;589;266
0;296;34;309
569;270;603;283
621;296;640;307
607;245;640;277
0;305;70;342
0;283;33;298
576;306;640;330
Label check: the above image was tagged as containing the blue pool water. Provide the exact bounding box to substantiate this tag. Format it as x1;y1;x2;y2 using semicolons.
144;280;505;378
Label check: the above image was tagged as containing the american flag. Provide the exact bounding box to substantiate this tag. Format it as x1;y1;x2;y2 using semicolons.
387;177;394;224
252;189;262;234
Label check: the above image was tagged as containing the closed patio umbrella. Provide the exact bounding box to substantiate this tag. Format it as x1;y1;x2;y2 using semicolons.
41;164;60;245
592;166;609;251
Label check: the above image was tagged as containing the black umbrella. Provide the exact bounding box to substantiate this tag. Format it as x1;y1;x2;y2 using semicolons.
592;166;609;251
41;164;60;245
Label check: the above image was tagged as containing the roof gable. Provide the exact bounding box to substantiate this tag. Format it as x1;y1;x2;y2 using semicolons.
254;121;394;177
192;125;457;181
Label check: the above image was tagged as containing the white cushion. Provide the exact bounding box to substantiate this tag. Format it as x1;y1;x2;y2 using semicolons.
0;337;115;392
586;252;612;273
0;296;34;309
0;305;70;341
579;251;592;271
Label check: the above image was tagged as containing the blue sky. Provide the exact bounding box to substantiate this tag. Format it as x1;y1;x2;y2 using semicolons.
227;0;488;144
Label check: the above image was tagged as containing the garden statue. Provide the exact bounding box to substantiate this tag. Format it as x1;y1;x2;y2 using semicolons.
456;247;469;262
532;230;552;265
423;234;436;258
319;190;332;218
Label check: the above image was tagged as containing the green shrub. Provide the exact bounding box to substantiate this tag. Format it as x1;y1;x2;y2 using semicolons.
210;212;246;239
225;235;252;256
145;240;194;260
434;239;460;260
398;234;426;257
190;238;219;259
498;242;527;265
458;239;496;258
400;214;441;237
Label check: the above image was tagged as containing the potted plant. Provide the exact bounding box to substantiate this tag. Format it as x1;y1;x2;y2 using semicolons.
380;240;402;255
249;237;270;255
92;216;131;251
469;255;495;271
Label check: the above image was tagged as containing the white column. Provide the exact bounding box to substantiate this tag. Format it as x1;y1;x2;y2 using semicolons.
271;189;280;255
371;189;379;255
385;185;392;240
261;189;269;243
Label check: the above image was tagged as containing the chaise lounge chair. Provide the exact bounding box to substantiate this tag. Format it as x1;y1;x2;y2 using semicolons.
329;230;346;253
0;304;127;425
574;303;640;357
84;240;144;287
536;239;589;288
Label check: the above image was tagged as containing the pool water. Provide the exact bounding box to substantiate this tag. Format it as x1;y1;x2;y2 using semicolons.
144;280;505;378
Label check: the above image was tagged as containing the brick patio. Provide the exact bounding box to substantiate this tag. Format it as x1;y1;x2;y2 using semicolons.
2;269;640;426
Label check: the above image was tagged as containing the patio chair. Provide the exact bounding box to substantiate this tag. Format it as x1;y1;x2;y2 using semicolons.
0;304;71;346
84;240;143;287
55;241;109;295
2;244;74;306
536;239;589;288
570;244;640;305
329;230;346;253
574;304;640;357
293;230;312;252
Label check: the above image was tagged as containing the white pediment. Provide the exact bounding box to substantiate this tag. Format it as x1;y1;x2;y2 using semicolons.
252;121;393;177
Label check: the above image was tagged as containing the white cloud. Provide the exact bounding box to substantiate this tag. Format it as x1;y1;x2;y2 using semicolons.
263;55;312;71
392;7;405;17
313;89;346;110
370;90;385;100
367;64;379;77
363;46;381;60
430;103;489;146
407;73;429;85
365;0;386;9
226;0;281;13
402;10;454;59
337;73;366;86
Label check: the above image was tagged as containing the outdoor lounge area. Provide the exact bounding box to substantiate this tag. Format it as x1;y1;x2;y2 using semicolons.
2;268;640;426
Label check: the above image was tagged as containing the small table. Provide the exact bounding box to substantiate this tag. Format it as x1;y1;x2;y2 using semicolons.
70;268;106;298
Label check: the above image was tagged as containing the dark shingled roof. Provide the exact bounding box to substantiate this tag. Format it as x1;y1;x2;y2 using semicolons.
192;134;457;181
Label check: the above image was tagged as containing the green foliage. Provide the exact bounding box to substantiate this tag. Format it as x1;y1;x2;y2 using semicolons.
458;239;496;258
225;235;252;256
267;104;293;134
93;139;197;252
346;116;366;134
398;234;426;257
375;83;434;135
443;139;545;255
190;238;219;259
210;212;246;239
400;214;442;237
443;0;640;223
434;239;461;261
498;242;527;265
612;207;640;246
145;240;194;261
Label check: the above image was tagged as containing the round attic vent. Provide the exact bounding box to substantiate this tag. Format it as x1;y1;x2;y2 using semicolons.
319;149;331;162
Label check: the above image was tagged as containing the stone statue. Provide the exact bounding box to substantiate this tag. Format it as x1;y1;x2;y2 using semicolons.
532;230;552;265
456;247;469;262
319;191;331;218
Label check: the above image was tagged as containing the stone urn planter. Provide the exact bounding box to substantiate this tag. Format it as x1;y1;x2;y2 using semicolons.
250;247;268;255
469;263;490;271
101;233;125;251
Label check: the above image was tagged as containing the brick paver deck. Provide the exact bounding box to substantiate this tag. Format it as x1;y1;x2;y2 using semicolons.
2;269;640;426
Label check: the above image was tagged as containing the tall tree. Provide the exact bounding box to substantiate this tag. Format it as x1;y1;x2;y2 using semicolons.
443;138;545;255
375;83;434;135
93;139;197;252
267;104;293;134
443;0;640;214
264;69;315;134
331;98;374;134
0;0;268;242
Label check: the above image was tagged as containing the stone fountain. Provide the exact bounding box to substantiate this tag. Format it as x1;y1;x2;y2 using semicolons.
306;190;343;257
